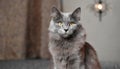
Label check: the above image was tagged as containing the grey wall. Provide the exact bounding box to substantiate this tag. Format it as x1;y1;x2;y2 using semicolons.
62;0;120;62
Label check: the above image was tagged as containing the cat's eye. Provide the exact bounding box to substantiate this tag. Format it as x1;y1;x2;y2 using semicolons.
70;22;75;26
58;21;63;26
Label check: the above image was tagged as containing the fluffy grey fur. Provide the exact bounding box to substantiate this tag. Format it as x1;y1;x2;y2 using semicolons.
48;7;86;69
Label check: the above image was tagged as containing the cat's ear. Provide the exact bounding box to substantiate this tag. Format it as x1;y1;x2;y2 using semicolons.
51;7;61;19
71;7;81;21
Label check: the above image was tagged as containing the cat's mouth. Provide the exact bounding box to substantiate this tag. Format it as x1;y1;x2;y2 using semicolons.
58;30;73;38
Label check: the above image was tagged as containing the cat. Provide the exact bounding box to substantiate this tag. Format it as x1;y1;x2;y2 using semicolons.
48;7;101;69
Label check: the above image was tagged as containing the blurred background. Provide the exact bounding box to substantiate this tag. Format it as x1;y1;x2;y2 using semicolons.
0;0;120;65
62;0;120;62
0;0;61;60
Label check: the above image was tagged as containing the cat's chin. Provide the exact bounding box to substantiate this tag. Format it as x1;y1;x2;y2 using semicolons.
60;34;70;38
62;34;68;38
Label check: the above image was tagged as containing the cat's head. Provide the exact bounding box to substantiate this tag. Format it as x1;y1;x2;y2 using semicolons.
49;7;81;38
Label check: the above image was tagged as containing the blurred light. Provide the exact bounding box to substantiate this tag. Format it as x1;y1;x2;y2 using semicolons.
95;4;103;10
92;0;108;21
90;0;110;21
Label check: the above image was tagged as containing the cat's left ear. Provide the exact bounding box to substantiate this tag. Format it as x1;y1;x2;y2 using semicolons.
72;7;81;21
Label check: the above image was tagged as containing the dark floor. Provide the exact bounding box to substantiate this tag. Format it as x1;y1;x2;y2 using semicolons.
0;59;50;69
0;59;120;69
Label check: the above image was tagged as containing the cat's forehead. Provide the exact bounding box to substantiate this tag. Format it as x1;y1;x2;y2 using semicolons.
61;12;72;21
61;12;72;17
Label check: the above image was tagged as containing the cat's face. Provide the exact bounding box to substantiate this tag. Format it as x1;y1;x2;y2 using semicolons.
49;7;81;38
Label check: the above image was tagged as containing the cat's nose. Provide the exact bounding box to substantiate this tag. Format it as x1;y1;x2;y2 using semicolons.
64;29;68;32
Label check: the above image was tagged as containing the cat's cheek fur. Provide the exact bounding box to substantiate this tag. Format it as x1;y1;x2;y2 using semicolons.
48;21;56;33
68;25;77;35
58;29;65;35
49;32;61;40
68;30;73;35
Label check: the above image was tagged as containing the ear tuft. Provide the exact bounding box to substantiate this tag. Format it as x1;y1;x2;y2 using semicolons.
51;6;61;18
51;6;58;13
72;7;81;20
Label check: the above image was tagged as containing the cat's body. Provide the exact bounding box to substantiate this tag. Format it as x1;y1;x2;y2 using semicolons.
48;7;101;69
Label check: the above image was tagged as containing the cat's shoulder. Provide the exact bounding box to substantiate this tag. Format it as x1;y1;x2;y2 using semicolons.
80;42;101;69
80;42;97;59
84;42;96;53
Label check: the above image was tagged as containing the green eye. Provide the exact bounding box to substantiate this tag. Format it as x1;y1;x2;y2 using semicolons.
58;21;63;26
70;22;75;26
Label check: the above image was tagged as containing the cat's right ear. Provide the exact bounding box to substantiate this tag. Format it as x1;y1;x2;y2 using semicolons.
51;7;61;18
71;7;81;21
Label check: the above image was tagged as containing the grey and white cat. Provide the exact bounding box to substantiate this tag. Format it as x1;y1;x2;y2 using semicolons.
48;7;101;69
